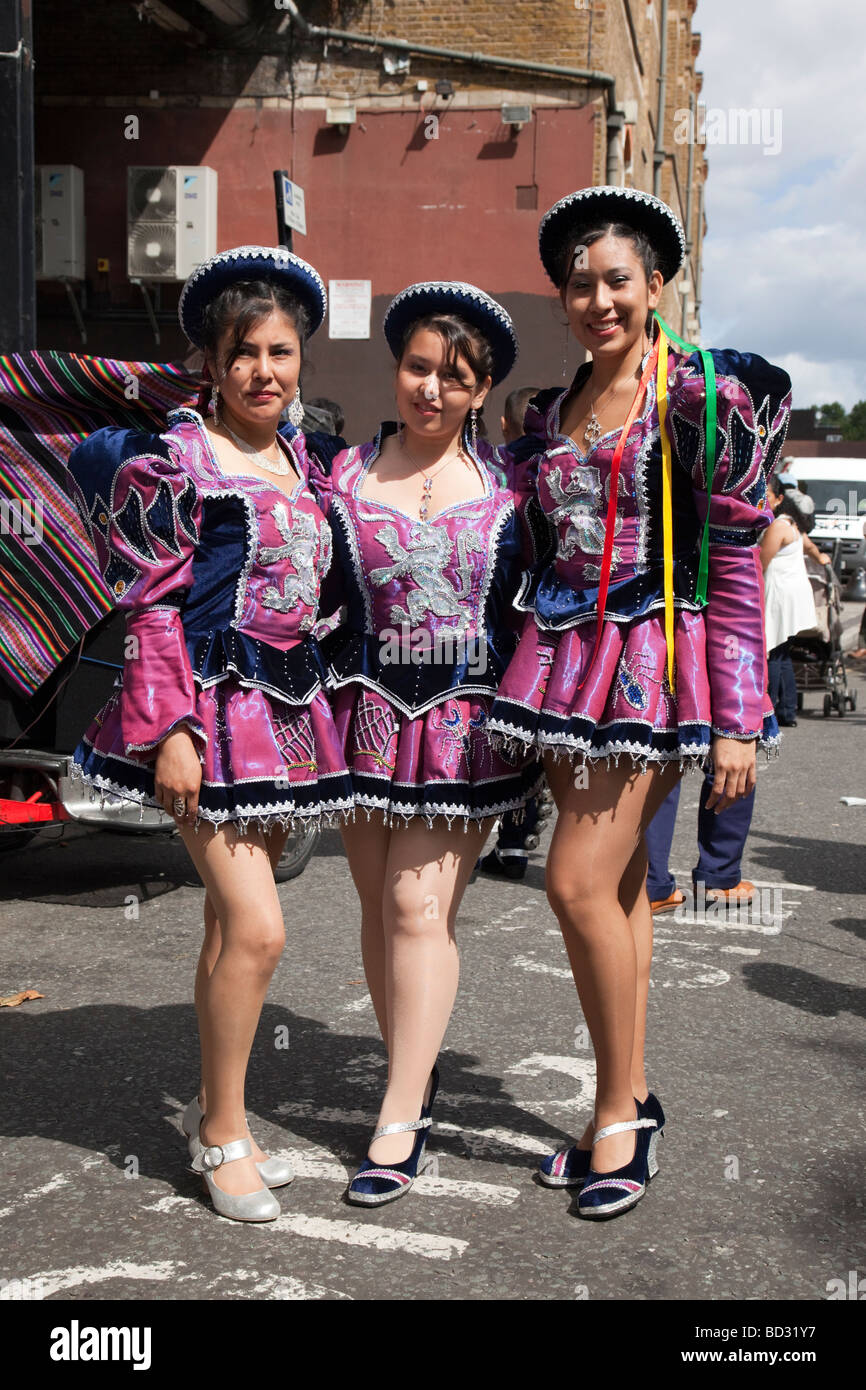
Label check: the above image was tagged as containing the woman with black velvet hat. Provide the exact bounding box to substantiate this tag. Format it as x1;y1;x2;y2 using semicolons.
489;187;792;1218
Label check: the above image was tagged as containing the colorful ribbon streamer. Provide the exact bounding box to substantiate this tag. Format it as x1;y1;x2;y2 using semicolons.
577;335;661;690
653;312;717;606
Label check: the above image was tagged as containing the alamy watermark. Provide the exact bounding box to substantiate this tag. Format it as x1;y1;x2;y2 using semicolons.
675;884;783;929
673;105;782;157
0;498;43;546
378;624;487;676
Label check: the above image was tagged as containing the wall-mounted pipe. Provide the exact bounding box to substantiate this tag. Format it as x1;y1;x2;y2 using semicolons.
278;1;627;186
653;0;669;197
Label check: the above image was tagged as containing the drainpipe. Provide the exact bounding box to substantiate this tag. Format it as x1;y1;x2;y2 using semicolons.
653;0;669;197
682;92;696;336
279;1;627;187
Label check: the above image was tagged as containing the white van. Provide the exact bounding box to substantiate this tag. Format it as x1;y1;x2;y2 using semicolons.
782;458;866;578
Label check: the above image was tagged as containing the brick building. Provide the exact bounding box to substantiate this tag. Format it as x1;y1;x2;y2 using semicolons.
32;0;707;438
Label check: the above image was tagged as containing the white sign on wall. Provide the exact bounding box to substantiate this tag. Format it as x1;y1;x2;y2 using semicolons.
280;176;307;236
329;279;372;339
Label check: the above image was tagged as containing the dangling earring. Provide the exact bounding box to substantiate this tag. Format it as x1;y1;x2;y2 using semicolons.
562;322;570;379
469;407;478;453
287;389;304;427
210;383;220;423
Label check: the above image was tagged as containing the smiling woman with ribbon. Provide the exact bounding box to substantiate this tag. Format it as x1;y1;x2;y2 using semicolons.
488;186;792;1220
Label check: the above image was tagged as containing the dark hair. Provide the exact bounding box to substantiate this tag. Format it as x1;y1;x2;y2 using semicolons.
777;492;809;533
504;385;540;438
197;279;310;408
399;313;494;388
558;221;661;292
307;396;345;436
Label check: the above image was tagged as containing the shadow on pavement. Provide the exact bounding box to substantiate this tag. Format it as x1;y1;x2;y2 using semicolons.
742;961;865;1019
0;1000;570;1190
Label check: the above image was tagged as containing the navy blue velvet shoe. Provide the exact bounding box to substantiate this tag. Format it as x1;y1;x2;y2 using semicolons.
577;1114;658;1220
539;1091;665;1189
347;1066;439;1208
538;1142;592;1188
346;1115;433;1206
638;1091;666;1180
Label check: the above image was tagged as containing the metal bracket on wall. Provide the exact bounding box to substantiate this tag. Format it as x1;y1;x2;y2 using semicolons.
58;278;87;346
129;278;161;346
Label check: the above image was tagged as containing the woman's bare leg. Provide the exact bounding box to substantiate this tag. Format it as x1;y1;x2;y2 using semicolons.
179;822;287;1196
340;812;391;1047
367;816;494;1167
543;755;681;1172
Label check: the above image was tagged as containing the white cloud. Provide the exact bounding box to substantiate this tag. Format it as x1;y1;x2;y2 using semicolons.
693;0;866;409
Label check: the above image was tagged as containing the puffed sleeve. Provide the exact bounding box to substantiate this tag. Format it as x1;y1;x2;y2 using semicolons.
667;348;792;740
67;427;206;760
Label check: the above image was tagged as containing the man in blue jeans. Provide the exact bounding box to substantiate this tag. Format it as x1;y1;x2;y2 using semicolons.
645;774;755;912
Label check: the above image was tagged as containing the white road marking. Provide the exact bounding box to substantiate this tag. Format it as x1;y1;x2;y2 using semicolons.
17;1259;180;1299
271;1152;520;1205
274;1101;557;1157
341;994;373;1013
719;945;762;956
263;1213;467;1261
510;954;573;979
0;1173;70;1219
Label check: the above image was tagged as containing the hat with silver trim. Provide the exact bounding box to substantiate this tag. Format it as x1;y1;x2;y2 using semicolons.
383;281;518;386
539;186;686;286
178;245;328;347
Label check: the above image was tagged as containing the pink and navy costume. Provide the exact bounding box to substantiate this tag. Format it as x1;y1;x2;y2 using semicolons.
310;423;543;825
488;341;792;768
67;407;353;831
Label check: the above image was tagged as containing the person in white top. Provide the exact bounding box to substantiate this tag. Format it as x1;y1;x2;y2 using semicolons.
761;479;820;725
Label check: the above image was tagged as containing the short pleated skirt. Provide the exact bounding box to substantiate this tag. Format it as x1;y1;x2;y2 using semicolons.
487;609;780;771
72;676;355;834
330;682;544;828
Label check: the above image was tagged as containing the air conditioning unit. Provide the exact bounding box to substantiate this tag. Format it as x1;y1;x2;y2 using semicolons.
127;166;217;282
35;165;85;280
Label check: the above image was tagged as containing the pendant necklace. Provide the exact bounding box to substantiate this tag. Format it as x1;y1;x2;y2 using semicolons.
400;432;465;522
583;338;651;447
214;401;290;476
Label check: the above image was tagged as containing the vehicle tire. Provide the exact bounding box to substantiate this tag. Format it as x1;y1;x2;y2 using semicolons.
274;824;319;882
838;699;846;716
796;691;803;711
823;694;832;717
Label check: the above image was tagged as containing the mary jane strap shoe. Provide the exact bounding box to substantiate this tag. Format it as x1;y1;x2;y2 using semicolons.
190;1136;281;1223
577;1115;659;1220
346;1116;433;1207
538;1091;666;1189
182;1095;294;1189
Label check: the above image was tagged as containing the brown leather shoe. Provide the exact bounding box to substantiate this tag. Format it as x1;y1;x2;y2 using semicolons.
705;881;754;906
650;889;687;914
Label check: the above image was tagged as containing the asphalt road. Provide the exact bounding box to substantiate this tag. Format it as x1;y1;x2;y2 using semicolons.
1;608;864;1305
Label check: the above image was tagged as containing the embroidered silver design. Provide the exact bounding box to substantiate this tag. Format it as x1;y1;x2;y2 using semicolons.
369;523;483;626
546;461;624;560
259;505;320;625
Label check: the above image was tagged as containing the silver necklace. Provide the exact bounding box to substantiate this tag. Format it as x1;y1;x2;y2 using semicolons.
400;432;465;522
214;402;290;476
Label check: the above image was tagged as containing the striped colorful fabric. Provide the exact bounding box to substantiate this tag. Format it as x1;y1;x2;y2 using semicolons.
0;351;198;696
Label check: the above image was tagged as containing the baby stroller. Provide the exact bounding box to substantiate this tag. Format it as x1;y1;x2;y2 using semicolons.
789;554;857;717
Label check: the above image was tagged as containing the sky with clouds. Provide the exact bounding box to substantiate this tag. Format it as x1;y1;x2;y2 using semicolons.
694;0;866;411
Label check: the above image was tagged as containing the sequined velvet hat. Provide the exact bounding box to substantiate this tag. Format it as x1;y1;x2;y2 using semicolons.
539;186;687;286
178;245;328;347
383;281;519;386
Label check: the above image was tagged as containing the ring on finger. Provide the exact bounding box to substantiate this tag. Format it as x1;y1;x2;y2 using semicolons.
172;796;187;817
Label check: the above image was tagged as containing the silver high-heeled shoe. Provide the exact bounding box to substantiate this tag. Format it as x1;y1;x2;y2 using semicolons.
182;1096;294;1189
190;1134;281;1222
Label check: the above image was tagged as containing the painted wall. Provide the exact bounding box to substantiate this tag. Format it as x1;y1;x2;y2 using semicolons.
36;103;596;440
